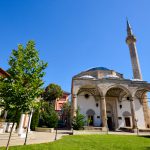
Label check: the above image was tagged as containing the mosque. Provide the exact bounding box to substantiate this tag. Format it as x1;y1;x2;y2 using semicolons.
71;21;150;131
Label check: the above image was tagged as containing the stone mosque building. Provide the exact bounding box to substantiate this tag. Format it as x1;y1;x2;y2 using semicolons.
71;21;150;131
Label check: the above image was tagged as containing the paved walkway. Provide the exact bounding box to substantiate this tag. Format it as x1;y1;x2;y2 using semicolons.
0;130;150;147
0;130;71;147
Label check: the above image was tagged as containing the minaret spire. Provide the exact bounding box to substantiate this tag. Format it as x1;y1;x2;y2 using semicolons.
126;20;142;80
127;19;133;36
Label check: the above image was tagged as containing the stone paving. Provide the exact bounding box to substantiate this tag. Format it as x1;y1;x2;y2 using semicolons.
0;130;71;147
0;130;150;147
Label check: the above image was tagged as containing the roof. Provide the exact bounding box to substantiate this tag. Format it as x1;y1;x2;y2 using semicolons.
73;66;123;79
87;67;110;71
63;91;70;95
0;68;9;77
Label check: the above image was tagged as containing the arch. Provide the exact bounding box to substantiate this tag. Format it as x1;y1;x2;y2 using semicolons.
76;84;104;97
134;87;150;100
86;109;95;115
105;84;132;98
122;111;131;116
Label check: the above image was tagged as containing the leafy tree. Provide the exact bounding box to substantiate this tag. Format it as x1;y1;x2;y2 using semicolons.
72;108;85;130
6;110;21;126
61;102;71;128
0;40;47;149
43;83;63;103
39;102;58;128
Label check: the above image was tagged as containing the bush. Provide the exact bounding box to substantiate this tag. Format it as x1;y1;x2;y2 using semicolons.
31;108;40;131
39;103;58;128
72;108;85;130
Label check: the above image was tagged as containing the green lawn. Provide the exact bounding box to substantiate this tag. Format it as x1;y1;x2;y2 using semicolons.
1;135;150;150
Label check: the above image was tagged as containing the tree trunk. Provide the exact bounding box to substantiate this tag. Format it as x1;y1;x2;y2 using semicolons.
6;110;17;150
24;109;33;145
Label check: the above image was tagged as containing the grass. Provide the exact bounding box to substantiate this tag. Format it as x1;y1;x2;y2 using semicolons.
1;134;150;150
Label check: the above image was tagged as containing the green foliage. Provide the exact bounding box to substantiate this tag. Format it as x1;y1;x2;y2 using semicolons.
0;40;48;113
6;110;21;126
61;102;71;128
72;108;85;130
43;83;63;103
39;102;58;128
30;108;40;131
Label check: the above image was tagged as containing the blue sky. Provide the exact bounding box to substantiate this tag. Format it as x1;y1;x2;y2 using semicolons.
0;0;150;96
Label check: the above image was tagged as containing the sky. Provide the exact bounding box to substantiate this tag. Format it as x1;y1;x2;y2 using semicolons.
0;0;150;96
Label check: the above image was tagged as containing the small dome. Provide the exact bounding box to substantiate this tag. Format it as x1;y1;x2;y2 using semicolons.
103;74;119;79
80;75;95;79
132;79;143;81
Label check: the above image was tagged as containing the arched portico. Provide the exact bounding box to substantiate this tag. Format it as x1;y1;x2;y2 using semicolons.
72;84;103;115
103;84;137;130
135;87;150;128
72;84;103;127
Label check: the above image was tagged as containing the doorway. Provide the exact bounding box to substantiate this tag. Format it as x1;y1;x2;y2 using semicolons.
86;109;95;126
125;117;131;127
107;116;113;130
88;115;94;126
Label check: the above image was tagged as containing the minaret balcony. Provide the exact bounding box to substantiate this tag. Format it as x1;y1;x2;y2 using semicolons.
126;35;136;44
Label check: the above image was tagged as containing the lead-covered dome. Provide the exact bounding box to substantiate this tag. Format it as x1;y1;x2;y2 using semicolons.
73;67;123;79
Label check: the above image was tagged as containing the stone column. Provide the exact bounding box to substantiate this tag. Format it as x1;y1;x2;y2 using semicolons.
101;97;107;131
142;94;150;128
130;97;137;129
3;110;7;120
17;114;25;136
72;94;77;117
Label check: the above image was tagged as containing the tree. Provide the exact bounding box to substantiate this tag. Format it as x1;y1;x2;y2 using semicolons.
0;40;47;149
72;108;85;130
39;102;58;128
43;83;63;103
61;102;71;128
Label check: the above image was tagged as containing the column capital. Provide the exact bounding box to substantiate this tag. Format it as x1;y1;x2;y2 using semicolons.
130;97;135;101
127;96;134;101
101;96;105;99
72;94;77;98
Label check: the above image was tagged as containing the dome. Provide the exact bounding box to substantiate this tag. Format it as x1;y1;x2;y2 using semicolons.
132;79;143;81
79;75;95;79
87;67;110;71
103;74;119;79
73;66;123;79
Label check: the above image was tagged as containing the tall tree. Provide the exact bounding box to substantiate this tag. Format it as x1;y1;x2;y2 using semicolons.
0;40;47;150
43;83;63;103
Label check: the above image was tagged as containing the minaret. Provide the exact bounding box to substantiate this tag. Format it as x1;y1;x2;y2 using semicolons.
126;21;150;128
126;20;142;80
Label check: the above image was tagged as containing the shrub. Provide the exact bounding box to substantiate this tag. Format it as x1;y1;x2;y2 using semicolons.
72;108;85;130
31;108;40;131
39;103;58;128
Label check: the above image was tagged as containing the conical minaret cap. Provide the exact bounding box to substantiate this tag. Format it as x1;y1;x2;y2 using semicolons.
127;19;133;36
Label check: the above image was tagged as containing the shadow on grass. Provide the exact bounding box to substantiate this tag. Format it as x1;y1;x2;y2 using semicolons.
139;135;150;138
